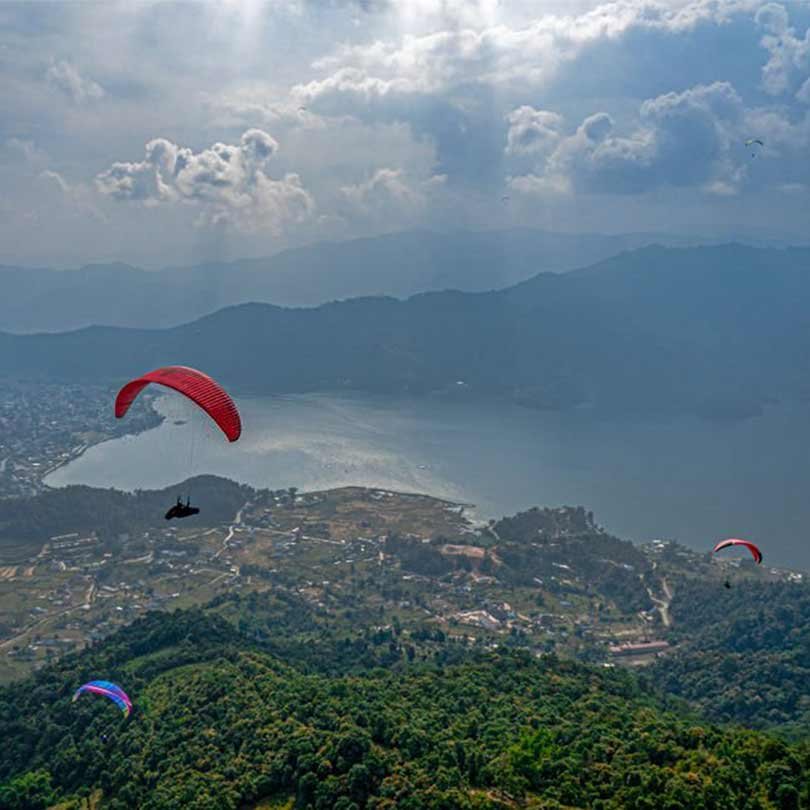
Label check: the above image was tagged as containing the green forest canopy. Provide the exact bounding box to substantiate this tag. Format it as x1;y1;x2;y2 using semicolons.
0;608;807;810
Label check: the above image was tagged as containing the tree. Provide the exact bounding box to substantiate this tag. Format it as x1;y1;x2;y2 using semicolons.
347;763;371;804
296;772;317;808
776;784;800;810
0;769;56;810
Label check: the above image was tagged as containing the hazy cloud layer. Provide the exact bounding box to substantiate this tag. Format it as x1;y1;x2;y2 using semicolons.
341;168;447;228
0;0;808;266
46;60;104;104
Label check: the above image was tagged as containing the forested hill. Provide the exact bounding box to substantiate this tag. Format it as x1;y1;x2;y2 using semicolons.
0;475;250;547
651;578;810;737
0;608;807;810
3;244;810;418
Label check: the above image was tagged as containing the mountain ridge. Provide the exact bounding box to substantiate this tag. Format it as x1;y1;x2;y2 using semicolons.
2;243;810;418
3;228;807;333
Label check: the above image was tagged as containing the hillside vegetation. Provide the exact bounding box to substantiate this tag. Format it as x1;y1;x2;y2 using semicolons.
0;476;250;554
651;579;810;737
0;609;807;810
2;482;807;741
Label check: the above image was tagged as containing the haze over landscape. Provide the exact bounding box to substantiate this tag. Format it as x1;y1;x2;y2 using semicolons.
1;1;809;808
3;227;806;333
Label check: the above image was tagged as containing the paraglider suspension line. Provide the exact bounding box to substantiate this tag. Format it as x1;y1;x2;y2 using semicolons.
187;408;198;499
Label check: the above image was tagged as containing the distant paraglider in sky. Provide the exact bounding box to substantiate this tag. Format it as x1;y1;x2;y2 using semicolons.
73;680;132;718
744;138;764;157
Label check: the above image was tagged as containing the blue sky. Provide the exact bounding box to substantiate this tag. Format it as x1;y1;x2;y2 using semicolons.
1;0;808;267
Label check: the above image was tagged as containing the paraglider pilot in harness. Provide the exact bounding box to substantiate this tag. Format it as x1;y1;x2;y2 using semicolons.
165;497;200;520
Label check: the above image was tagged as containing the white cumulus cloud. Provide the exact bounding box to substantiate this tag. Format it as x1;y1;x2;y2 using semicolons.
755;3;810;98
299;0;761;108
505;107;565;156
96;129;314;233
510;81;748;196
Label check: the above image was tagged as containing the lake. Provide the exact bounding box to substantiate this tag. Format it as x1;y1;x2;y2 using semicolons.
46;392;810;569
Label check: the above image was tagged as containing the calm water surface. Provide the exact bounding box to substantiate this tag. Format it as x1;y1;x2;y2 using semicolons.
46;393;810;569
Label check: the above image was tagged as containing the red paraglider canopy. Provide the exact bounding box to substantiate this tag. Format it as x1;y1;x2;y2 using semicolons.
712;538;763;565
115;366;241;442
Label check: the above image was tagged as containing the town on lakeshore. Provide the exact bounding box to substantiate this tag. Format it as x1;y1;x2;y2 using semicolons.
0;382;801;683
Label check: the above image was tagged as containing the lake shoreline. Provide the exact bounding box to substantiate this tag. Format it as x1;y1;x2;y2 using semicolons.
40;396;165;487
43;392;810;570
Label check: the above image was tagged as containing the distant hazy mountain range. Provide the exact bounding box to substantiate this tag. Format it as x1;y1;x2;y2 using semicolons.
3;243;810;418
1;227;803;334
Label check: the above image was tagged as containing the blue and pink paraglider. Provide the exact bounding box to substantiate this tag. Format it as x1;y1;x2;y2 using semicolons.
72;680;132;719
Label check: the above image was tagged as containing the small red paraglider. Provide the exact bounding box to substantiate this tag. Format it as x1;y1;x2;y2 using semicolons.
713;538;763;588
712;538;763;564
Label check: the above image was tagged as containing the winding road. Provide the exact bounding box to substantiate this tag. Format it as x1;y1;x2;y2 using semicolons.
647;576;673;628
213;502;247;560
